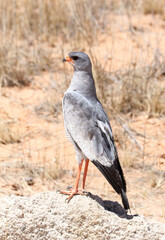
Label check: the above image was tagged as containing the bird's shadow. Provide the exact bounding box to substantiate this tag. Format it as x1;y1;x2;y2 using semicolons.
86;192;137;220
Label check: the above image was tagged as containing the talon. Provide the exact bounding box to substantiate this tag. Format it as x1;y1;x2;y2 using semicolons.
66;196;72;203
59;188;87;201
65;197;69;203
59;159;90;201
82;190;88;194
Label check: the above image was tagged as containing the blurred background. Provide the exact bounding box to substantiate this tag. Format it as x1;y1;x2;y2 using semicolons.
0;0;165;222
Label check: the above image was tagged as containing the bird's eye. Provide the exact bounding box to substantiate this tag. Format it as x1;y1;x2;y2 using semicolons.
71;56;79;61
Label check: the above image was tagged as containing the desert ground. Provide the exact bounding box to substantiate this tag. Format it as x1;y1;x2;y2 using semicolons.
0;0;165;223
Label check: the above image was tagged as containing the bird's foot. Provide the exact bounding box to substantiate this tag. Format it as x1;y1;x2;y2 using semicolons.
59;187;88;202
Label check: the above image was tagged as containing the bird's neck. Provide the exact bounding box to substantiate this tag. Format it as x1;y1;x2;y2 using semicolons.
67;70;97;99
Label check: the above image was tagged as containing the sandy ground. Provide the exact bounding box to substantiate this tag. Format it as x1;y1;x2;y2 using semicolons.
0;192;165;240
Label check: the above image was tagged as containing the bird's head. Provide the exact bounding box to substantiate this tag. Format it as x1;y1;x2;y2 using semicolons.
63;52;92;72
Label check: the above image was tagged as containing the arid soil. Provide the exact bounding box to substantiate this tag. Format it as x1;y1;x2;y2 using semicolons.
0;192;165;240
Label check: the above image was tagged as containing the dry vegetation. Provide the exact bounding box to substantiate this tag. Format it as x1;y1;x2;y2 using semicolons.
0;119;20;144
0;0;165;222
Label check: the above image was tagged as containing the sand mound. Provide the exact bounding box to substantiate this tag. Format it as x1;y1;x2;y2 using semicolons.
0;191;164;240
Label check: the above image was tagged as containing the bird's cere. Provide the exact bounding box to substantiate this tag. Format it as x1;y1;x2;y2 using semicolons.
63;55;74;63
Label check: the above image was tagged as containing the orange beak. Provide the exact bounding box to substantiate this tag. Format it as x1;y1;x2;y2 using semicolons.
63;55;74;63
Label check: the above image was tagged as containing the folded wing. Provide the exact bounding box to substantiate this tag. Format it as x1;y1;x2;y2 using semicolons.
63;91;129;209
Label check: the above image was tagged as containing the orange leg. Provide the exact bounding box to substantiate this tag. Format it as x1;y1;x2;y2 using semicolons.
82;159;89;190
60;159;84;201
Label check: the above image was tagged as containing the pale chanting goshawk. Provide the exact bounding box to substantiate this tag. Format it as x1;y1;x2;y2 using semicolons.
61;52;130;210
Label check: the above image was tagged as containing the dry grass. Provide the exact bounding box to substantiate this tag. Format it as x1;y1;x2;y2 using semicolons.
90;50;165;116
0;0;165;114
0;119;21;144
0;0;107;43
35;100;62;121
0;0;109;87
151;170;165;188
143;0;165;17
113;62;165;116
120;150;137;168
0;42;55;87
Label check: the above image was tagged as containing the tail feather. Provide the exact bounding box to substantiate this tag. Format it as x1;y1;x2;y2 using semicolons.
114;156;126;192
93;161;122;194
92;160;130;210
121;189;130;210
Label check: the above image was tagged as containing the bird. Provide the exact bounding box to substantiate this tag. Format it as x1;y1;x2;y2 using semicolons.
61;52;130;210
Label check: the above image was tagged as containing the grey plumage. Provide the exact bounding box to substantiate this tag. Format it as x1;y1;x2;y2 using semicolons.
63;52;130;210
